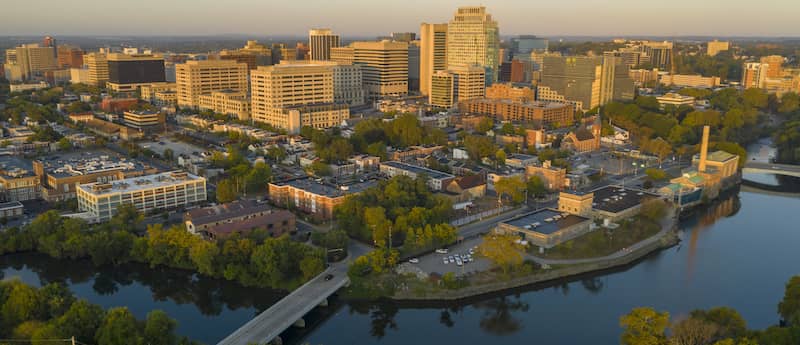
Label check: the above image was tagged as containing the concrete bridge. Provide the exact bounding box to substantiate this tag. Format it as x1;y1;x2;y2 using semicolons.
216;261;350;345
742;162;800;178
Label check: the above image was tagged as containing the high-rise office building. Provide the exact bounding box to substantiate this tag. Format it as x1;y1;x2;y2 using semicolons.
57;45;84;68
742;62;769;89
332;63;366;107
451;65;486;102
106;53;166;92
419;23;448;96
218;40;273;70
176;60;249;109
309;29;340;61
84;52;109;87
4;44;57;80
408;42;421;92
391;32;417;42
429;71;455;108
642;41;673;69
760;55;784;78
706;40;730;57
511;35;549;57
446;6;500;83
250;61;349;133
538;56;633;111
338;41;408;100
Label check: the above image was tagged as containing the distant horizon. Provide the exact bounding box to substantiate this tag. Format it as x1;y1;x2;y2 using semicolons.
1;0;798;38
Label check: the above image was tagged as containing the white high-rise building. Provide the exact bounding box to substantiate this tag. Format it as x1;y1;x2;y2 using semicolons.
175;60;249;108
420;23;448;96
446;6;500;84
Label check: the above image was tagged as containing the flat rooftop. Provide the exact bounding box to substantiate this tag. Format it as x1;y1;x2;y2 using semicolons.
591;185;657;214
36;150;151;178
0;156;35;177
504;208;590;235
381;161;455;180
78;171;205;196
272;177;377;198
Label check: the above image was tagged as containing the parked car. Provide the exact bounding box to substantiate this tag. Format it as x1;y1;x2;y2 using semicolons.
443;257;449;264
436;248;449;254
409;258;419;264
324;274;334;281
456;258;463;266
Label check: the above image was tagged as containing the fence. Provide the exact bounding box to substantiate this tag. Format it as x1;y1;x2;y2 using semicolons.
450;205;514;227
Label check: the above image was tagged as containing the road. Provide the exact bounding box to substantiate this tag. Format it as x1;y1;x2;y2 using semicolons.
743;162;800;178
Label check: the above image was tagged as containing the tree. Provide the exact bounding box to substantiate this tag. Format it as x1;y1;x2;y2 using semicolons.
495;176;526;205
365;207;392;248
57;137;72;151
495;149;507;167
143;310;178;345
527;176;546;198
162;148;174;161
54;300;105;343
645;168;668;181
778;92;799;114
463;135;496;162
476;233;525;274
619;307;670;345
690;307;748;341
244;162;271;193
779;275;800;327
299;256;325;281
215;179;238;203
266;145;287;162
640;198;668;221
1;280;44;329
671;317;719;345
310;160;332;177
95;307;144;345
476;117;494;133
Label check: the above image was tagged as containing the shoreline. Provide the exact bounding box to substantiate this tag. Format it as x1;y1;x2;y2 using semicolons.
388;226;680;303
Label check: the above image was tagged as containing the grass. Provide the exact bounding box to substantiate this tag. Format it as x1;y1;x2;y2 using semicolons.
535;217;661;260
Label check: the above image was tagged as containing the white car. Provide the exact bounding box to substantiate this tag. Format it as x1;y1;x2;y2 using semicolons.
456;258;463;266
436;248;449;254
409;258;419;264
443;258;449;264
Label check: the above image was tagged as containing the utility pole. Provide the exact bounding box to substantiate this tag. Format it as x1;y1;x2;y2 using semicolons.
72;337;77;345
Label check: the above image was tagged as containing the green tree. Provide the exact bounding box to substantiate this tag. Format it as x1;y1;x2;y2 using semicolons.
779;275;800;327
57;137;72;151
619;307;670;345
476;234;525;274
778;92;800;114
476;117;494;133
463;135;496;162
54;300;105;343
216;179;239;203
95;307;144;345
495;176;526;205
162;148;174;161
527;176;547;198
299;256;325;281
495;149;507;167
143;310;178;345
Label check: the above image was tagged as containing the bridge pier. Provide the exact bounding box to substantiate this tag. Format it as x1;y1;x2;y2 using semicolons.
293;318;306;328
319;298;328;307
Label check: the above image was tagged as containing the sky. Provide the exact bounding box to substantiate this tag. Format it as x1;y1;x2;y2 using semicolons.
1;0;799;37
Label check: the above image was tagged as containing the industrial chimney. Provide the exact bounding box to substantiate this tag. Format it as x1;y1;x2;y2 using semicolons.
698;125;710;173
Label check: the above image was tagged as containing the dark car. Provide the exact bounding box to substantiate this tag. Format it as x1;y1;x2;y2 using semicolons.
324;274;334;281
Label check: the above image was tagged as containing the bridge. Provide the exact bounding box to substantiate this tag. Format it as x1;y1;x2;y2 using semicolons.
742;162;800;178
217;261;350;345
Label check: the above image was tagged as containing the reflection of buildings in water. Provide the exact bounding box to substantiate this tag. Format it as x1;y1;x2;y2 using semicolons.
685;194;740;279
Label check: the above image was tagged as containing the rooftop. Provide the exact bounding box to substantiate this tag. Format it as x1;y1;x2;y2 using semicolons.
272;177;377;198
78;171;205;196
381;161;455;180
36;150;151;178
591;185;657;214
504;208;590;235
205;210;295;237
0;156;35;178
186;199;272;226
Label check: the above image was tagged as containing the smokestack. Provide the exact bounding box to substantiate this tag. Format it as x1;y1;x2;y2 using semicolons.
699;125;710;173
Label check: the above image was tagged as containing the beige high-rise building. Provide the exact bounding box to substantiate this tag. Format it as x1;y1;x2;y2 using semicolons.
742;62;769;89
451;65;486;102
330;47;355;64
344;41;408;100
176;60;248;108
332;63;365;106
199;90;251;120
5;44;57;80
84;52;109;87
429;71;455;108
309;29;340;61
250;61;349;133
760;55;784;78
446;6;500;83
706;40;730;57
420;23;448;96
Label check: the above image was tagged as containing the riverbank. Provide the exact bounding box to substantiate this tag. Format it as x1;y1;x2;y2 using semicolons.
389;223;680;302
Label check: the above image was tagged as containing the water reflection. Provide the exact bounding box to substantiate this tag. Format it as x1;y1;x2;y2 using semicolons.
474;296;530;335
0;253;284;317
685;192;740;279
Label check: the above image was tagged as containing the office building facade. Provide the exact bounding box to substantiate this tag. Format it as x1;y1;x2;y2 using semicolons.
175;60;248;108
106;53;166;92
446;6;500;83
420;23;448;96
309;29;340;61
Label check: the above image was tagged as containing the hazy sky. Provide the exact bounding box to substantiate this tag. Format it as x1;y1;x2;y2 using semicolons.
2;0;798;37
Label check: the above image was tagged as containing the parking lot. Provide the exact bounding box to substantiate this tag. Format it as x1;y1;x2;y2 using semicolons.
409;237;492;276
139;136;208;159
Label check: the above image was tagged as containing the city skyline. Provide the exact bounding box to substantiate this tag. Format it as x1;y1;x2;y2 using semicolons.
2;0;799;37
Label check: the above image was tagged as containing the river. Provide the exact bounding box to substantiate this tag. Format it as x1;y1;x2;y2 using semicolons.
3;142;800;344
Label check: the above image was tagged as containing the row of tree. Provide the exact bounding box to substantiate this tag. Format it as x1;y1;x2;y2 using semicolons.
0;207;325;290
0;279;196;345
620;276;800;345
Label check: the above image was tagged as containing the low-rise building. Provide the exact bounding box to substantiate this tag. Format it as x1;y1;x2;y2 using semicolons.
387;145;444;162
184;199;295;239
496;208;593;249
0;156;39;202
444;174;487;203
659;74;721;89
506;153;539;168
526;160;567;190
379;161;455;191
656;93;695;108
459;99;574;127
198;90;251;120
77;171;207;222
9;82;50;93
123;110;165;131
268;177;377;220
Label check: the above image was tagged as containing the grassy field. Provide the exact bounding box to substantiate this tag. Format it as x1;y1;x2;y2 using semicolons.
536;217;661;260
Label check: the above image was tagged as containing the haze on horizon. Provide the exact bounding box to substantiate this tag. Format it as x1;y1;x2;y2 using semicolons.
1;0;798;38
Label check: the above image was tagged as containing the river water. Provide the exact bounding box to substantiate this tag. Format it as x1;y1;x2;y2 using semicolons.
3;141;800;344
